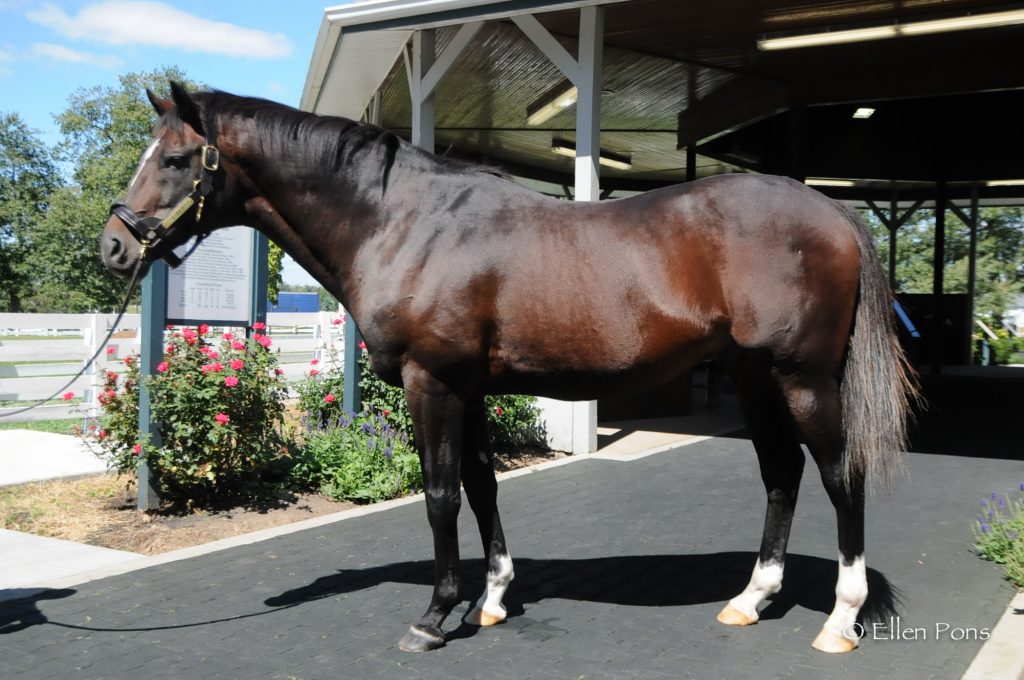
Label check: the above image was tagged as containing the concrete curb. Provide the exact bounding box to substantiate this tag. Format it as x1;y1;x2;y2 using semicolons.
962;589;1024;680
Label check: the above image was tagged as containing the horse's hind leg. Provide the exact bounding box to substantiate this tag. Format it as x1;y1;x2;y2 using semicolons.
718;365;805;626
461;397;514;627
783;374;865;654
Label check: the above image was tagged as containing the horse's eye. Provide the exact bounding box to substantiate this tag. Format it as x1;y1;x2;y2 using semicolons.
163;155;190;170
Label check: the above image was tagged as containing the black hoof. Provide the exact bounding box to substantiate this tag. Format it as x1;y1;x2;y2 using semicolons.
398;624;446;652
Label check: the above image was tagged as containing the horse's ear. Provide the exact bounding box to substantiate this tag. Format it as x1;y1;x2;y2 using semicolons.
146;88;172;116
169;81;205;136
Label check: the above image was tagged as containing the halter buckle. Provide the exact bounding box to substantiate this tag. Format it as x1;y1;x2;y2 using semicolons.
202;145;220;172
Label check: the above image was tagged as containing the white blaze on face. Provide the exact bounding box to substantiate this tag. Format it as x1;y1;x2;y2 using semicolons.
127;133;164;192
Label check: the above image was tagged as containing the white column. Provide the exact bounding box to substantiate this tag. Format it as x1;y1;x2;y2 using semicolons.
512;8;604;454
411;29;436;152
571;6;603;454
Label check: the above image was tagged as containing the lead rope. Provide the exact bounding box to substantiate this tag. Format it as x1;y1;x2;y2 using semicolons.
0;254;148;419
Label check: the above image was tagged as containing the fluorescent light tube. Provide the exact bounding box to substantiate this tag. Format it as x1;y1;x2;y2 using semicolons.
527;85;578;125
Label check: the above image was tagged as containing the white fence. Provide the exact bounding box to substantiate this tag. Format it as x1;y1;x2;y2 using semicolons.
0;312;344;421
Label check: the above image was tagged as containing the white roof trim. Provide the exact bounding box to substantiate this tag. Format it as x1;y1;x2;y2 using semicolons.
301;0;628;118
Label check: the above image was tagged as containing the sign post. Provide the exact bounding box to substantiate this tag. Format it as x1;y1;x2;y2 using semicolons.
136;228;267;510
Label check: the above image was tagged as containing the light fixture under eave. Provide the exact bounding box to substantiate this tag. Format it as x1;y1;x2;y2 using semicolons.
551;140;632;171
806;178;856;187
852;107;875;119
986;179;1024;187
758;7;1024;50
527;83;578;126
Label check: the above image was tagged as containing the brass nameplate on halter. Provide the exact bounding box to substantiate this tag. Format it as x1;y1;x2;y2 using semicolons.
162;196;195;228
202;145;220;171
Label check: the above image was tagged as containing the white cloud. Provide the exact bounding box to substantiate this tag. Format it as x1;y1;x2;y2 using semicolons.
30;42;124;69
26;1;292;59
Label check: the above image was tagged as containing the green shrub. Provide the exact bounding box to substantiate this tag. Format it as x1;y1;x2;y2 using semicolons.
973;484;1024;588
291;409;421;503
83;324;294;503
293;347;346;426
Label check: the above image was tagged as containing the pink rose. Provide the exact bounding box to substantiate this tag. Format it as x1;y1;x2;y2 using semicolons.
309;368;319;377
310;359;319;366
214;412;230;425
156;361;169;373
106;346;116;355
198;324;210;335
223;332;234;340
358;341;366;351
252;322;266;330
229;359;244;370
62;391;75;401
224;376;239;387
494;406;504;416
231;341;246;350
257;335;272;348
323;393;336;403
132;443;141;455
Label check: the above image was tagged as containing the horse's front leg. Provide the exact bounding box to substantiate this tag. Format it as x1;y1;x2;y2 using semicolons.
398;365;466;653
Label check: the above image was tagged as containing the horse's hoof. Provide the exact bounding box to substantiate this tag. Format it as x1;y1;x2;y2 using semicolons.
466;605;506;626
812;626;858;653
398;625;446;652
716;603;757;626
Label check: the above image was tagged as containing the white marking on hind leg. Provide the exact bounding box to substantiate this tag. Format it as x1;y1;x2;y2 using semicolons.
720;560;783;624
813;553;867;653
467;553;514;626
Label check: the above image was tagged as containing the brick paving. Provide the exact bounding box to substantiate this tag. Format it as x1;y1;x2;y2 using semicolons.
0;436;1017;679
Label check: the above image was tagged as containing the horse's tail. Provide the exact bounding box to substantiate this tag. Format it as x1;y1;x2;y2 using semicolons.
835;202;918;491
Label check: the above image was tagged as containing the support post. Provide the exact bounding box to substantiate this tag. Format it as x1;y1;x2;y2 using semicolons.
889;186;899;290
931;181;947;374
411;29;436;152
138;261;167;511
251;232;269;329
570;6;603;455
343;313;363;413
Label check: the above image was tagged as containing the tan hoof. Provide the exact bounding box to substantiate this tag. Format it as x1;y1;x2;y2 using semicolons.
716;603;757;626
812;626;859;653
466;605;506;627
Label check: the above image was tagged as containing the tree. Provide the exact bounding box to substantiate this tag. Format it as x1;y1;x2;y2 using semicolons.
22;68;199;312
0;113;60;311
860;204;1024;323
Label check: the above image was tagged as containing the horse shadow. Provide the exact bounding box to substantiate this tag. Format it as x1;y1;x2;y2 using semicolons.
266;552;900;640
0;589;77;634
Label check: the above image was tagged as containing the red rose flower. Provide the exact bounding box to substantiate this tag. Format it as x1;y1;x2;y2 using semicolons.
229;359;244;370
231;340;246;350
223;332;234;340
132;443;141;455
494;406;504;416
198;324;210;335
106;346;116;355
61;391;74;401
309;368;319;377
214;412;230;425
156;361;169;373
323;393;336;403
358;341;367;351
310;359;319;366
224;376;239;387
252;322;266;330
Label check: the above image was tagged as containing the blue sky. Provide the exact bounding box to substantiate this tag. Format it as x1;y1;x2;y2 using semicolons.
0;0;354;286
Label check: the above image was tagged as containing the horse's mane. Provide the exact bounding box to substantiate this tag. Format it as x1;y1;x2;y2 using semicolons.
166;90;507;188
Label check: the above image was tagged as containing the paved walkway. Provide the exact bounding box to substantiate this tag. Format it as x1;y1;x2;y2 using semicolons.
0;430;107;486
1;434;1020;679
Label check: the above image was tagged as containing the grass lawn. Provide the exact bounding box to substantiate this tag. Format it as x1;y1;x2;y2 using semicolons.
0;418;80;434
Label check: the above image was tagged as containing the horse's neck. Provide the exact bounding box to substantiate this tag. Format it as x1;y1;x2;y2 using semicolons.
229;119;413;315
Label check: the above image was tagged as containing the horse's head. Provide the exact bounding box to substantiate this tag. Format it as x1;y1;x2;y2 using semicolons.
101;81;222;279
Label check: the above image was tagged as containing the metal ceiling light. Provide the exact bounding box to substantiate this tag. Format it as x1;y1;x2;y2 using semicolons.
758;7;1024;50
551;139;632;171
527;82;578;125
852;107;876;119
986;179;1024;187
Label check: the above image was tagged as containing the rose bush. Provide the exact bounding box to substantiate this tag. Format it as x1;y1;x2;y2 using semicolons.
84;325;294;503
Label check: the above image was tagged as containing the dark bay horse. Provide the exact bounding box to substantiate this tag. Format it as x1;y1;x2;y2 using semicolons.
101;83;915;654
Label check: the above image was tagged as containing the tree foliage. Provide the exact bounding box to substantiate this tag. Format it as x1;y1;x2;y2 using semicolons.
861;205;1024;324
0;113;60;311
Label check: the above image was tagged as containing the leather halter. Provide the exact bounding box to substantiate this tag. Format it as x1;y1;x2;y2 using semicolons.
108;122;220;268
